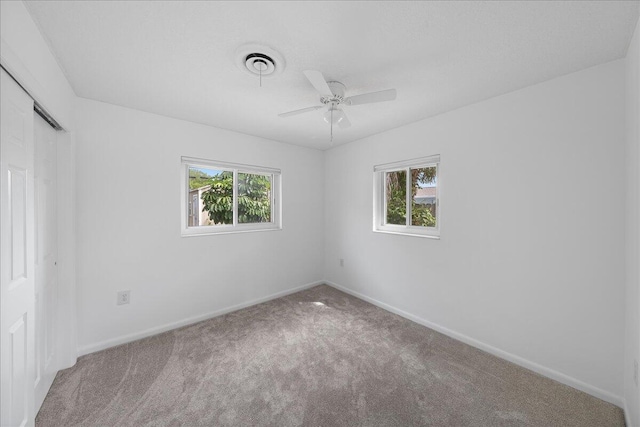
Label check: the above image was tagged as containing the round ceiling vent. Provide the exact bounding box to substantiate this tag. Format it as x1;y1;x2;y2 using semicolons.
245;53;275;76
235;43;285;78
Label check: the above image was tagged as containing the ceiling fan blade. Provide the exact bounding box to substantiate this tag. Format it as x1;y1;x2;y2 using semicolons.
303;70;333;97
278;105;325;118
338;111;351;129
346;88;397;105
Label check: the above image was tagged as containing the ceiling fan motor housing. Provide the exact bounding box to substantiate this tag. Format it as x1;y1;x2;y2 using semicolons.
321;81;346;105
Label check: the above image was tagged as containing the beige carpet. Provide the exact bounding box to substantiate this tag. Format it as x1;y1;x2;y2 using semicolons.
36;285;624;426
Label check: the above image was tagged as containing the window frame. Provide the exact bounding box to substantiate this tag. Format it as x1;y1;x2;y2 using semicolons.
181;156;282;236
373;155;441;239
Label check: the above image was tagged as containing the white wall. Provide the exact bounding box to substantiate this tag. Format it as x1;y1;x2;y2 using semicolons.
324;60;627;404
625;16;640;427
74;98;325;353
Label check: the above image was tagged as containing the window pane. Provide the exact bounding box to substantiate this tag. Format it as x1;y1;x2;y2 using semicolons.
385;170;406;225
411;166;437;227
188;167;233;226
238;173;272;224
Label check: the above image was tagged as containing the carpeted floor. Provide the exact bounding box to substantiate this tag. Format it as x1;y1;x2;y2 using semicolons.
36;285;624;426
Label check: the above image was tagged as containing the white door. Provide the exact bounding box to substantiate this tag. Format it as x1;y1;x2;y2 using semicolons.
33;113;58;411
1;70;36;426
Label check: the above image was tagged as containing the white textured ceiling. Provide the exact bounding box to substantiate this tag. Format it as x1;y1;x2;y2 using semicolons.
25;1;640;149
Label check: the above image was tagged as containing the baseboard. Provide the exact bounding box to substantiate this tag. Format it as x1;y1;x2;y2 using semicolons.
625;399;634;427
77;280;324;357
325;280;624;408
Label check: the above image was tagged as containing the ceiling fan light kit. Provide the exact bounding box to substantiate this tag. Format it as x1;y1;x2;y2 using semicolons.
323;107;345;125
279;70;397;142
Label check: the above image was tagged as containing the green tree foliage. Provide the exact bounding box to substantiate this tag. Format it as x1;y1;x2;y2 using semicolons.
199;172;271;225
238;173;271;223
386;167;436;227
412;167;436;187
386;170;407;225
411;203;436;227
189;169;215;190
200;171;234;224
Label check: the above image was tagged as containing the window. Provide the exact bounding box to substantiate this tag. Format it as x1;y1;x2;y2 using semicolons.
181;157;281;236
373;155;440;238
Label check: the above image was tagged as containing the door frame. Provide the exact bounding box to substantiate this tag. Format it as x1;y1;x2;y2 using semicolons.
1;52;78;402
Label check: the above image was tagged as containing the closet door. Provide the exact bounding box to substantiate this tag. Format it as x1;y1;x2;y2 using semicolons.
1;69;36;426
33;112;58;412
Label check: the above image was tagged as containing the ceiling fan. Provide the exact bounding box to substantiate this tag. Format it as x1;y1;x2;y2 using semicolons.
279;70;397;141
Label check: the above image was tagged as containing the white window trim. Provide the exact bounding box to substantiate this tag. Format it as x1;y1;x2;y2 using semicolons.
181;156;282;236
373;154;441;239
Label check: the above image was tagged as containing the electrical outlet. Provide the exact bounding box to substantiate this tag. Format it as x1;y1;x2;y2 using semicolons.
117;290;130;305
634;359;638;387
340;258;344;267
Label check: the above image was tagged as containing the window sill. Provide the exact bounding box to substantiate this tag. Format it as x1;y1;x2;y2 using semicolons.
181;226;282;237
373;228;440;239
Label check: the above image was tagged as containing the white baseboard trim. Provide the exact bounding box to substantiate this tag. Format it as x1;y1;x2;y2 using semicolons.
325;280;624;408
77;280;324;357
625;399;634;427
